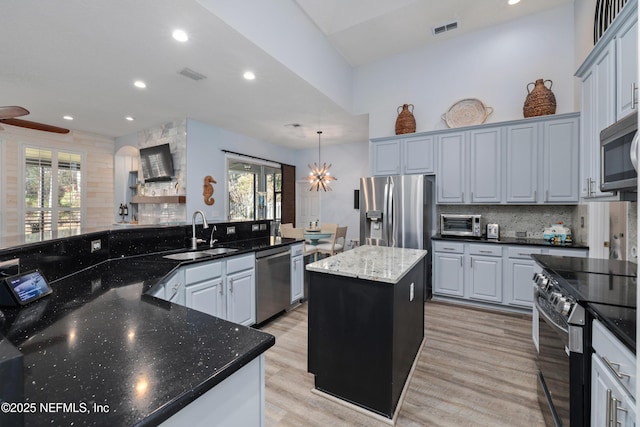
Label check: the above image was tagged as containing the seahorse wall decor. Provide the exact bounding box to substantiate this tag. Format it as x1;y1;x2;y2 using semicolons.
203;175;217;206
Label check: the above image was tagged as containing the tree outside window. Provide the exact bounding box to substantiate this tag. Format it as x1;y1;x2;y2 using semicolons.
24;147;82;240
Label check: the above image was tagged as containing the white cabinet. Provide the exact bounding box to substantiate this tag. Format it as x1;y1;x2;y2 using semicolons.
432;240;588;312
616;14;638;120
505;123;539;203
591;319;637;427
290;243;304;303
156;253;256;326
432;241;464;297
370;140;401;175
577;0;637;200
504;246;542;308
436;132;467;203
370;134;435;176
468;244;502;303
542;116;580;203
225;254;256;326
469;127;502;203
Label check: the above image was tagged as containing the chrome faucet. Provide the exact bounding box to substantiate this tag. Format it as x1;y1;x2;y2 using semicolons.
209;225;218;248
191;210;209;250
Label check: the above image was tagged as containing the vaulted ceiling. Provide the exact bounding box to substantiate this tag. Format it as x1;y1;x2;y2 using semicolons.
0;0;572;148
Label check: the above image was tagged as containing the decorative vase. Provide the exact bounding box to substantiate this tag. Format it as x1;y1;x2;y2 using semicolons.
523;79;556;118
395;104;416;134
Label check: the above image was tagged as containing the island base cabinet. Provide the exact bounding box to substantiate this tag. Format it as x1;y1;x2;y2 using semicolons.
308;259;425;419
160;355;265;427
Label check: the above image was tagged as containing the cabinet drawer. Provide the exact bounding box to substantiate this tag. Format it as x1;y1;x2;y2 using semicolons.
507;246;542;259
433;241;464;254
290;243;304;258
469;244;502;257
185;261;222;284
226;253;256;274
592;319;636;399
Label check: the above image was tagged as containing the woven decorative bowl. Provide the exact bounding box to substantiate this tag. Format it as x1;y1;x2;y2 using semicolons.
442;99;493;128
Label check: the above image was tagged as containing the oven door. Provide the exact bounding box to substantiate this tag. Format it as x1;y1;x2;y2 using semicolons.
535;296;571;427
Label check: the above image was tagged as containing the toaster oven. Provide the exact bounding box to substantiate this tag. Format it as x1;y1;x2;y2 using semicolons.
440;214;482;237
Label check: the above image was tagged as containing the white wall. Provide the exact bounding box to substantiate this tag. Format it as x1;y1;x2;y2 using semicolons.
352;3;577;138
186;119;296;221
294;141;368;244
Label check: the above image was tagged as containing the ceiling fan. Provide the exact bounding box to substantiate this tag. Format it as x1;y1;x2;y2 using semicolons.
0;106;70;134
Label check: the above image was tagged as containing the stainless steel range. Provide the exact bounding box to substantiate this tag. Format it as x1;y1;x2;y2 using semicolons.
531;255;636;427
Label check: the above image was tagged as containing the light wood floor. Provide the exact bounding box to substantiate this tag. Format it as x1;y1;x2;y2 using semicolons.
261;300;545;427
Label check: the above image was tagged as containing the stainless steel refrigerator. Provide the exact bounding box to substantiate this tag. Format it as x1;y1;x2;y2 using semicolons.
359;175;435;298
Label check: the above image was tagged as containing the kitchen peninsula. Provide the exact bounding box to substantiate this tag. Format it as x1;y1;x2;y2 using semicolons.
0;221;288;427
307;245;427;422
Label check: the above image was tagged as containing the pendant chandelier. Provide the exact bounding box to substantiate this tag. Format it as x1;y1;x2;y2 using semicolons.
308;130;337;191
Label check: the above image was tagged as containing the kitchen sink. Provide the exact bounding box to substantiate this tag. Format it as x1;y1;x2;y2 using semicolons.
163;252;213;260
162;247;238;260
201;247;238;255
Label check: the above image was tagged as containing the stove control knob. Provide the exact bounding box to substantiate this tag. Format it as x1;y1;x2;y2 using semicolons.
560;300;573;317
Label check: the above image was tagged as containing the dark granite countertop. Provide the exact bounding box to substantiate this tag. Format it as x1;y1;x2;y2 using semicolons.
588;304;636;352
532;254;636;353
432;234;589;249
0;233;299;426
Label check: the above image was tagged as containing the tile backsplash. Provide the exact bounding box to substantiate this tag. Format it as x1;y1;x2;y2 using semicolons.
437;205;583;241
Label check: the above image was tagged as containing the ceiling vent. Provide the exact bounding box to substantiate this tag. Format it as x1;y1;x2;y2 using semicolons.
432;21;459;36
178;67;207;81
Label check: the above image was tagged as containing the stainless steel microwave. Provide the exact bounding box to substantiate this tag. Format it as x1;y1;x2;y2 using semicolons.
440;214;482;237
600;112;638;192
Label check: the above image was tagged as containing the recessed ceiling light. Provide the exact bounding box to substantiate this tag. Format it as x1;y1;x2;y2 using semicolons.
134;80;147;89
125;116;135;121
172;29;189;42
63;115;73;121
243;71;256;80
508;0;521;5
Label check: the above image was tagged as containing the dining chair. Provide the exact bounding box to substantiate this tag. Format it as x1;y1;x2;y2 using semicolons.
318;223;338;244
282;227;318;261
316;226;347;258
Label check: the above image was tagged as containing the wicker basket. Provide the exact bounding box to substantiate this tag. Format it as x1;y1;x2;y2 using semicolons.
395;104;416;134
523;79;556;118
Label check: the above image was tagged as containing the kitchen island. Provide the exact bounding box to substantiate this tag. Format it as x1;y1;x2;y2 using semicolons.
306;245;427;422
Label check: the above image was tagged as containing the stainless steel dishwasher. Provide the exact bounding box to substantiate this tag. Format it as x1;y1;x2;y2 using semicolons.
255;246;291;324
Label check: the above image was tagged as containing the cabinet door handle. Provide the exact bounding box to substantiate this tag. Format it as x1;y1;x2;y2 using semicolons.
462;192;465;203
479;250;493;254
606;389;613;427
168;282;184;302
632;82;637;109
603;356;630;379
534;190;537;201
444;247;456;251
229;278;234;293
460;257;463;267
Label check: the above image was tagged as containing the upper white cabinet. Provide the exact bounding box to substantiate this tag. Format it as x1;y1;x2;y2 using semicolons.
469;127;502;203
543;116;580;203
505;122;539;203
576;0;637;200
436;131;467;203
371;134;435;176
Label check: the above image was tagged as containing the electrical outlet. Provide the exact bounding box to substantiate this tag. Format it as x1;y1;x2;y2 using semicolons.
91;240;101;253
226;226;236;235
516;231;527;238
259;224;267;231
252;224;260;231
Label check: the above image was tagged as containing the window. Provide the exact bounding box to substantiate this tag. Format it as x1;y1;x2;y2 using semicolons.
227;156;281;223
24;147;82;240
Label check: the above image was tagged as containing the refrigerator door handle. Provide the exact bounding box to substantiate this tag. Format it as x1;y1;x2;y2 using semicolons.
383;178;390;246
388;178;395;246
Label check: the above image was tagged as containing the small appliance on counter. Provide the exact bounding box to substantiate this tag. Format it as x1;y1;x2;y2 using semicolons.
440;214;482;237
543;222;572;243
486;223;499;239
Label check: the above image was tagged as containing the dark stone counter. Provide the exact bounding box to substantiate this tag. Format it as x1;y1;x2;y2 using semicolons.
432;234;589;249
0;223;295;426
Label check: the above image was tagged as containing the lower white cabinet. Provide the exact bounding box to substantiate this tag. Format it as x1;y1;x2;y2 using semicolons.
433;242;465;297
591;319;637;427
504;246;542;308
156;253;256;326
432;240;588;311
468;244;502;303
290;243;304;303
